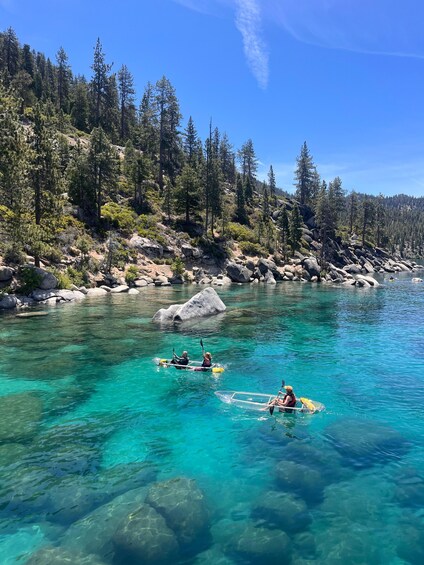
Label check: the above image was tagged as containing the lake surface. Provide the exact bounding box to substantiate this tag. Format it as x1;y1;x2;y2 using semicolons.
0;275;423;564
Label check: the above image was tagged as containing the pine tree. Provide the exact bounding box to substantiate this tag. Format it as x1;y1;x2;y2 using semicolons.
71;76;89;131
56;47;71;114
124;140;150;213
67;139;93;217
294;142;316;205
288;203;302;256
348;190;358;236
29;103;62;266
268;165;277;207
219;133;236;184
118;64;136;142
360;198;375;246
315;180;332;264
237;139;257;200
154;76;182;192
175;164;201;224
278;205;290;260
86;127;119;223
1;27;20;84
137;82;158;158
183;116;199;166
235;173;247;224
0;84;31;259
89;38;112;129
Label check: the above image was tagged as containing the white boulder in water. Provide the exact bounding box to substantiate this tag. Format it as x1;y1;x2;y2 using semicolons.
412;277;422;283
152;287;226;323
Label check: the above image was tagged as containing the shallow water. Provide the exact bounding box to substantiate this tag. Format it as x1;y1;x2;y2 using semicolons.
0;275;423;564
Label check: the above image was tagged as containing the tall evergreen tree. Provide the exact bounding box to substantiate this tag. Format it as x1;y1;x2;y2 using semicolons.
89;38;112;129
137;82;158;158
124;140;150;212
183;116;199;166
117;64;136;142
154;76;182;192
29;103;62;266
360;198;375;246
86;127;119;223
56;47;71;114
278;205;290;260
237;139;257;197
219;132;236;184
288;203;303;256
235;173;247;224
175;164;201;224
294;142;316;205
268;165;277;207
70;76;89;131
348;190;358;235
1;27;19;84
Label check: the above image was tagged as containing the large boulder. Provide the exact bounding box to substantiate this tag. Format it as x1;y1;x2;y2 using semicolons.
0;293;17;309
0;393;43;443
302;257;321;278
62;487;148;559
355;274;380;287
25;266;58;290
110;284;129;293
275;460;327;504
152;288;226;323
112;503;179;564
226;262;253;283
86;288;108;297
145;477;210;549
227;523;291;563
0;266;14;281
128;235;163;258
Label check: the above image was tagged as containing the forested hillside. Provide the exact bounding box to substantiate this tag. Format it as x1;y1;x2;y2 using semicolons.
0;26;423;292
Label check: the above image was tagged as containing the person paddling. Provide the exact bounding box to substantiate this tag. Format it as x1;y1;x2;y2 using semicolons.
171;351;189;369
195;352;212;371
268;385;297;415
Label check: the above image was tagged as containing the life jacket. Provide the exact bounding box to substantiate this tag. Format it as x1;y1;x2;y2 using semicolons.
283;393;296;407
202;358;212;368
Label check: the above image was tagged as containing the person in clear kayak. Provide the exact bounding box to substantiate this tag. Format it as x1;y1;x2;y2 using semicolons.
194;352;212;371
171;351;189;368
268;385;297;415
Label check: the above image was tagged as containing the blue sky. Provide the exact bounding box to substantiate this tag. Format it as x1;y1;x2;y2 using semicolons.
1;0;424;197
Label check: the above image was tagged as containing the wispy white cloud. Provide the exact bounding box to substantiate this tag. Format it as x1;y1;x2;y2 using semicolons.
235;0;269;89
172;0;270;89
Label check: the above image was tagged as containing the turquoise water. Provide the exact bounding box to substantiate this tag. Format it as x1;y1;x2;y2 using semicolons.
0;275;423;564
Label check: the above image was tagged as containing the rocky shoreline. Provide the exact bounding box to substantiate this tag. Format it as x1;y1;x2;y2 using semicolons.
0;246;423;311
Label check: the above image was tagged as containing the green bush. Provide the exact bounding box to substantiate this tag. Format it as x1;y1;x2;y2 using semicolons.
52;269;72;289
239;241;268;257
227;223;256;243
43;246;63;264
3;244;26;266
17;266;43;294
76;235;92;257
171;257;185;277
151;258;173;265
125;265;139;286
101;203;137;234
67;266;88;287
136;215;167;247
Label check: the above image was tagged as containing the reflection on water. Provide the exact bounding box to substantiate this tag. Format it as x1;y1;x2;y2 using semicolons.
0;276;423;563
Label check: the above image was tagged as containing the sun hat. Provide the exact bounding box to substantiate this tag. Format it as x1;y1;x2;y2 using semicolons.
284;385;293;392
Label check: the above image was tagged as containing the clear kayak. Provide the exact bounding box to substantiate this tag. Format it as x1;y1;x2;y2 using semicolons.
215;391;324;413
155;358;224;374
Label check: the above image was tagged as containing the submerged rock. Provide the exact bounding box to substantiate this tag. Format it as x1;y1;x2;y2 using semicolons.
275;460;327;504
152;287;226;323
0;293;17;309
62;487;148;560
251;490;311;533
25;546;107;565
325;419;409;468
0;392;43;443
146;477;210;549
112;503;179;564
226;522;291;563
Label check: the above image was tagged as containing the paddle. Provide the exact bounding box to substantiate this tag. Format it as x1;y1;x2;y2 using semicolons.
200;338;205;356
269;380;285;415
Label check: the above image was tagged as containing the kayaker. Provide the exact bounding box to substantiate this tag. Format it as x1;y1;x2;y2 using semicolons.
195;352;212;371
171;351;189;368
268;385;297;415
